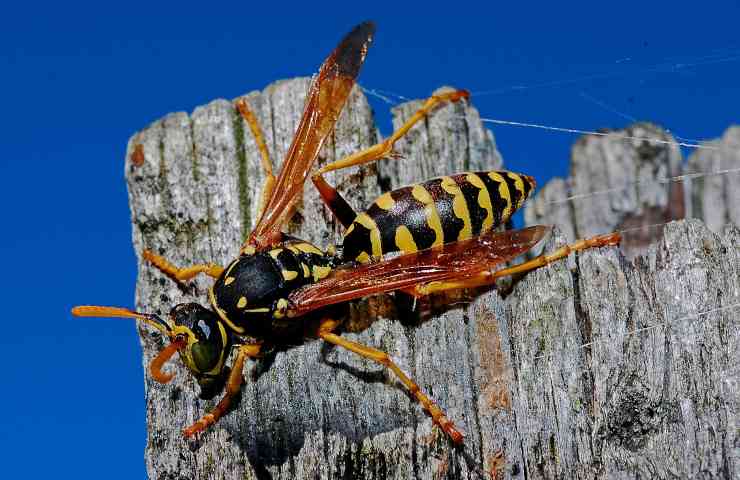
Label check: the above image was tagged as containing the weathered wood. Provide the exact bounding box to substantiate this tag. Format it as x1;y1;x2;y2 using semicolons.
524;123;686;259
687;126;740;232
126;80;738;479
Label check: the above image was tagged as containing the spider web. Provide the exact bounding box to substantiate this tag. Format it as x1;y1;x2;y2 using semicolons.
357;46;740;389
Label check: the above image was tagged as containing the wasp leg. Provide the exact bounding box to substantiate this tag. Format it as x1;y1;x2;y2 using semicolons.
143;250;224;283
316;318;464;444
236;98;275;219
310;89;469;228
183;343;262;437
414;232;621;296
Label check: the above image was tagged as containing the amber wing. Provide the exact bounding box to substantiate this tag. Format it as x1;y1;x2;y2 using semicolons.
287;226;550;317
246;22;375;249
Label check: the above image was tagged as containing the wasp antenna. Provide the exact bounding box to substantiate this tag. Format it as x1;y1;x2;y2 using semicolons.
71;305;172;335
149;338;186;384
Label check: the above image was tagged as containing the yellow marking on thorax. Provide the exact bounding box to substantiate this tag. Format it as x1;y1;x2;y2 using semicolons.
224;276;235;286
354;213;383;259
301;263;311;278
394;225;418;253
286;245;300;254
312;265;332;282
273;298;289;319
411;185;443;247
487;172;513;221
295;242;323;255
269;248;283;259
209;287;245;334
223;259;239;278
441;176;472;240
375;192;395;210
237;296;247;308
244;307;270;313
466;173;494;232
241;245;256;256
282;270;298;281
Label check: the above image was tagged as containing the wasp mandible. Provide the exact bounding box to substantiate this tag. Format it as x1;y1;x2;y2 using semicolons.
73;21;619;444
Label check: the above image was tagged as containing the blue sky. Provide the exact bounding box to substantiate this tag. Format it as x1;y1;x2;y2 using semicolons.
2;2;738;478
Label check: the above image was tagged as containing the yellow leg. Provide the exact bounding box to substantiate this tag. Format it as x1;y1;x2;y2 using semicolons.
183;343;262;437
236;98;276;218
143;250;224;282
310;89;468;227
414;232;621;296
313;89;469;177
317;319;464;444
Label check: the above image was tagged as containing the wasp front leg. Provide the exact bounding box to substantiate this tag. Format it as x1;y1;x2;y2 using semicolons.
143;250;224;284
183;343;262;437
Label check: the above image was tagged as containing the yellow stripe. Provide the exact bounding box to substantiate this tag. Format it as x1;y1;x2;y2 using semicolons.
209;287;245;334
440;176;472;240
282;270;298;281
411;184;443;247
269;248;283;259
294;242;323;255
301;263;310;278
312;265;332;281
205;320;229;375
488;172;512;221
354;213;383;259
375;192;395;210
466;173;494;233
508;173;526;209
394;225;418;253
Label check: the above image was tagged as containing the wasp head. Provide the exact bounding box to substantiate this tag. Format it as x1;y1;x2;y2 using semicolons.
168;303;232;399
71;303;232;400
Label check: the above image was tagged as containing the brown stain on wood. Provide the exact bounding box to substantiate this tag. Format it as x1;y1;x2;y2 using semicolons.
475;306;512;412
486;449;506;480
131;143;145;167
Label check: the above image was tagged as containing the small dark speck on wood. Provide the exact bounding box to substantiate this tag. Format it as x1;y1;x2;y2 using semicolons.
125;79;739;479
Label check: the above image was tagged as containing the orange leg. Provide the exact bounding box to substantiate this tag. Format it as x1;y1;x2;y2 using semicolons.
182;343;262;437
317;318;464;444
414;231;621;296
142;250;223;283
236;98;276;219
311;89;469;228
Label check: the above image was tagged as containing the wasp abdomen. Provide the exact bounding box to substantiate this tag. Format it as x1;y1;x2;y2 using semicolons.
342;170;536;263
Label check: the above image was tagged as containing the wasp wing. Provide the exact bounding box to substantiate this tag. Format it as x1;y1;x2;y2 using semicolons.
246;22;375;249
287;225;550;317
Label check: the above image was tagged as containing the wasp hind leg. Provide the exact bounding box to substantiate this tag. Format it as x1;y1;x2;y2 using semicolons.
183;343;262;437
413;232;621;296
311;89;470;229
315;318;464;445
143;250;224;284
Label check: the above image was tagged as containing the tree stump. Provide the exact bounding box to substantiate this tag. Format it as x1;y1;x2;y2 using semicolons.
125;79;739;479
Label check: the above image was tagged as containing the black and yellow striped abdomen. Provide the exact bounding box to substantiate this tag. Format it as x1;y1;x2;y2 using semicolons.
342;171;536;263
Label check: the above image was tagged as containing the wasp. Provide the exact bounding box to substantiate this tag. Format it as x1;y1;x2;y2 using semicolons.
73;21;619;445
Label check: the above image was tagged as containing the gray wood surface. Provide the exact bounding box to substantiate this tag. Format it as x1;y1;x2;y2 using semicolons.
125;79;738;479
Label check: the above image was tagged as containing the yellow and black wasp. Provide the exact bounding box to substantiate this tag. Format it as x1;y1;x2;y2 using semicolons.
73;21;619;444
